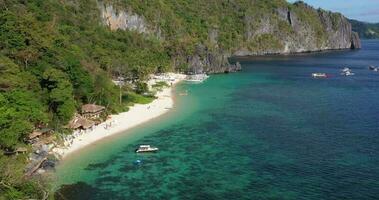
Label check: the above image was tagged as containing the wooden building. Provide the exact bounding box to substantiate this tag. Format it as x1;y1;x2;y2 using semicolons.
68;114;95;130
27;128;53;144
81;104;105;119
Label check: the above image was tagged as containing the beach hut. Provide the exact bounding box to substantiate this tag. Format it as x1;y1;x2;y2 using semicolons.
15;147;27;155
81;104;105;119
68;115;95;130
27;128;53;143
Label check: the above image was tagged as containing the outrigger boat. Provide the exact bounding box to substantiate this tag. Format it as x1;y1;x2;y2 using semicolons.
135;145;159;153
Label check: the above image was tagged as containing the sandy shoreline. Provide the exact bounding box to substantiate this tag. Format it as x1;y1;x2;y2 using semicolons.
53;74;186;159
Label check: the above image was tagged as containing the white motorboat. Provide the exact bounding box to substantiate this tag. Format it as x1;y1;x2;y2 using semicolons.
342;67;350;72
135;145;159;153
341;71;355;76
312;73;328;78
369;65;379;72
369;65;378;71
341;67;354;76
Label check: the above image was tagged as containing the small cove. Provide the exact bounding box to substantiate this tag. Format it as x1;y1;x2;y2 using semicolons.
55;40;379;200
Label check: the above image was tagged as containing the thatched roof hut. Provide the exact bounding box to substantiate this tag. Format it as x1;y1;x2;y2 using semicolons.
28;128;53;140
15;147;27;153
29;131;43;140
81;104;105;114
81;104;105;119
68;115;95;130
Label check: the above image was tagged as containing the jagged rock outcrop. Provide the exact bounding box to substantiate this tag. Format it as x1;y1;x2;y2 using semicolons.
240;3;361;56
351;32;362;49
186;45;241;74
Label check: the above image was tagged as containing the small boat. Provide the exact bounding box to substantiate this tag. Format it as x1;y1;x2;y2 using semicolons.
135;145;159;153
369;65;379;72
341;67;350;72
341;71;355;76
340;67;354;76
312;73;328;78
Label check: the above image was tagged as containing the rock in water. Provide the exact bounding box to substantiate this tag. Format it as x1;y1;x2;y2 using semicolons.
351;32;362;49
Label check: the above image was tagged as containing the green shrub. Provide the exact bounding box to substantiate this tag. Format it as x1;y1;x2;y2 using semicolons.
152;81;169;91
124;92;155;105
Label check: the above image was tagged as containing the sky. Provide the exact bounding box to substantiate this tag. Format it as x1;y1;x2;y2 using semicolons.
287;0;379;23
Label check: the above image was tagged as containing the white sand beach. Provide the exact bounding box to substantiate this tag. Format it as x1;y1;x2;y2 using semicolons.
53;73;186;158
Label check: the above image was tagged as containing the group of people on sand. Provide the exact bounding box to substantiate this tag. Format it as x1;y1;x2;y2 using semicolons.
104;120;116;130
61;119;117;148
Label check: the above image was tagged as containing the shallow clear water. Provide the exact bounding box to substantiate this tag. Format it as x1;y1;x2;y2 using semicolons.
54;40;379;200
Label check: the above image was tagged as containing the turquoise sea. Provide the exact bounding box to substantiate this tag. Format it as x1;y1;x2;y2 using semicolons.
54;40;379;200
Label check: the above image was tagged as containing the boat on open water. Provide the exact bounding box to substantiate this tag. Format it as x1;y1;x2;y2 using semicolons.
135;145;159;153
341;67;355;76
369;65;379;72
312;73;328;78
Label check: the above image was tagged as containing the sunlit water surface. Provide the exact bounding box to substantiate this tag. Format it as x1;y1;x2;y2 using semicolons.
54;40;379;200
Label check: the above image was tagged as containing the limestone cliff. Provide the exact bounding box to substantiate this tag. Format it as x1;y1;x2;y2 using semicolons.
100;4;150;34
235;2;361;56
99;1;361;74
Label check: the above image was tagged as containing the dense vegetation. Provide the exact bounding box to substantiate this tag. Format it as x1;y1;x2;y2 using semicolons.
350;19;379;39
0;0;168;198
0;0;168;147
0;0;357;198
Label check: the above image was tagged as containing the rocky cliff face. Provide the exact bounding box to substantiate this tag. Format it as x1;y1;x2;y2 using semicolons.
351;32;362;49
237;3;361;56
186;45;241;74
99;1;361;74
99;4;150;34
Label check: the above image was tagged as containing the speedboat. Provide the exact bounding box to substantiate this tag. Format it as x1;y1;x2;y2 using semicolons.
369;65;379;71
312;73;328;78
341;67;354;76
341;71;355;76
135;145;159;153
342;67;350;72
